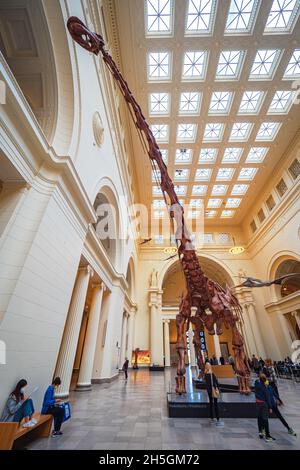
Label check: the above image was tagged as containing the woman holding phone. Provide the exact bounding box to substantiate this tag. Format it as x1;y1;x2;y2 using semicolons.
0;379;36;427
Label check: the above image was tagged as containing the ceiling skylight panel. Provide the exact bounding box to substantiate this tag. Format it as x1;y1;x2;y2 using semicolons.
238;91;265;114
149;93;170;115
221;210;235;218
175;149;193;164
160;149;168;163
153;200;165;209
225;0;260;34
246;147;268;163
177;124;197;142
229;122;253;141
192;185;208;195
148;52;171;80
203;123;225;141
146;0;173;36
209;91;233;114
216;50;245;80
205;210;218;218
264;0;300;33
190;199;203;208
185;0;218;35
231;184;249;195
179;92;201;114
249;49;282;80
199;148;218;163
182;51;208;80
216;168;235;181
238;167;258;180
195;168;212;181
212;185;228;195
256;122;281;140
151;124;169;142
174;185;187;195
283;49;300;78
222;148;243;163
152;170;161;181
268;90;295;114
174;169;190;181
153;185;163;195
226;198;241;208
207;198;222;208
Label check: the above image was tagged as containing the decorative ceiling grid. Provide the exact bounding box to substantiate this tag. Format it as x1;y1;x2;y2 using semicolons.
114;0;300;225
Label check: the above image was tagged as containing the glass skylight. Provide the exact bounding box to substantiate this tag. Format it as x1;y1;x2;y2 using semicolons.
212;185;228;196
153;200;165;209
249;49;281;80
221;210;235;218
177;124;197;142
225;0;260;34
147;52;171;80
209;91;233;114
188;210;201;219
160;149;168;163
195;168;212;181
154;234;164;244
174;185;187;195
268;90;295;114
283;49;300;79
185;0;217;35
153;185;163;195
179;92;201;114
203;123;225;142
231;184;249;195
256;122;281;141
246;147;269;163
152;170;161;181
264;0;300;34
149;93;170;114
146;0;173;36
205;210;217;218
199;148;218;164
207;198;222;208
154;210;166;219
238;91;265;114
222;148;243;163
229;122;253;141
192;185;208;195
175;149;193;164
226;198;241;208
182;51;208;80
216;168;235;181
174;169;190;181
216;50;245;80
151;124;169;142
190;199;203;208
238;167;258;180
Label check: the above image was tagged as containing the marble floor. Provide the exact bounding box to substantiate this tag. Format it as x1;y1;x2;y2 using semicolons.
27;368;300;450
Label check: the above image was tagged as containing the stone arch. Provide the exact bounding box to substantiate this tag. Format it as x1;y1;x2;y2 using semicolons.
125;256;136;301
93;178;124;272
268;252;300;300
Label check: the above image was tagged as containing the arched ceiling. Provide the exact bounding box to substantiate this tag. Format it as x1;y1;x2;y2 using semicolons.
110;0;300;228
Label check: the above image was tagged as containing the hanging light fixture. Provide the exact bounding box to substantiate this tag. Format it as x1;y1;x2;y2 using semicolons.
229;237;245;255
163;247;177;255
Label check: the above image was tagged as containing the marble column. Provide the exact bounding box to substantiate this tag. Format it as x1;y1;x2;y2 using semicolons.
188;323;196;367
278;312;293;354
242;305;257;356
126;307;136;366
55;265;93;398
164;320;171;367
76;282;106;391
246;302;266;357
120;312;128;368
292;311;300;332
213;325;222;362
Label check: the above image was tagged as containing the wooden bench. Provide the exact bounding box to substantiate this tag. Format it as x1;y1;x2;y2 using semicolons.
0;412;53;450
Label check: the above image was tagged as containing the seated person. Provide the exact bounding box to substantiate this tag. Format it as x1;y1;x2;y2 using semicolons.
41;377;65;437
1;379;36;427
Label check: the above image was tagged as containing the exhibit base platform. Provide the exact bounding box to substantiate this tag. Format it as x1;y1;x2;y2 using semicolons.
149;366;165;371
167;392;262;418
193;378;254;393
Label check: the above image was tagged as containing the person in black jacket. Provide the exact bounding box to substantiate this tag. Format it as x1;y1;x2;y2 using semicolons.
122;357;129;380
254;374;276;442
204;363;224;427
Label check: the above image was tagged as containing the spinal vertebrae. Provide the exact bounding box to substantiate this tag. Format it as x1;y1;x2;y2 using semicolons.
67;17;250;395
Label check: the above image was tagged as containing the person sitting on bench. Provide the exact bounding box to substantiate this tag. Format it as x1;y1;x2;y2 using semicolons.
41;377;65;437
0;379;36;427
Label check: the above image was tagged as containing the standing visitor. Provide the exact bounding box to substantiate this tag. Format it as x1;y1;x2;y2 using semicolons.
264;359;283;405
252;355;260;375
228;354;235;371
204;363;224;427
268;385;297;437
122;357;129;380
0;379;36;427
254;374;276;442
259;357;265;371
41;377;65;437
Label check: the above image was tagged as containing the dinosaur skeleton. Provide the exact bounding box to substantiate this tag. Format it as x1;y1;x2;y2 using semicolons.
67;17;251;394
234;273;300;289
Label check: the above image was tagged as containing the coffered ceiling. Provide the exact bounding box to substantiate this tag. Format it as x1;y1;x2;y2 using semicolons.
112;0;300;229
